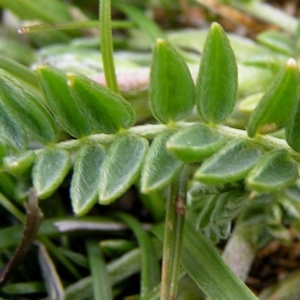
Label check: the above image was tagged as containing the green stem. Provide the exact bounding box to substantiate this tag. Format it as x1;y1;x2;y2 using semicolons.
161;166;189;299
37;122;300;162
99;0;119;93
19;20;133;33
0;193;26;223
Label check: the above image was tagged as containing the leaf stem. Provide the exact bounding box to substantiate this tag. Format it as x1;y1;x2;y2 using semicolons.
161;166;189;299
37;123;300;163
99;0;119;93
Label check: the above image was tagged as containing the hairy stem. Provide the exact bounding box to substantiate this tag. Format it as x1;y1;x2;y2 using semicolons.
161;166;189;299
33;123;300;163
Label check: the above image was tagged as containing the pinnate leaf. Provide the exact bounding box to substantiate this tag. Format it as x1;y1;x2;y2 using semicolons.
167;124;226;163
246;150;298;193
247;58;300;137
195;139;262;184
67;73;135;134
141;132;183;193
33;148;71;199
71;144;105;216
149;39;195;124
36;66;92;138
99;136;149;204
0;69;58;144
196;22;238;124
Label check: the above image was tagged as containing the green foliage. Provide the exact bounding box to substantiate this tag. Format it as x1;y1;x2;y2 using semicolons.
246;150;298;193
195;140;262;184
149;39;195;124
37;66;92;138
33;148;71;199
141;131;183;194
247;58;299;137
196;22;238;124
1;1;300;299
167;123;226;163
71;144;106;216
0;69;58;145
99;136;148;204
67;73;136;134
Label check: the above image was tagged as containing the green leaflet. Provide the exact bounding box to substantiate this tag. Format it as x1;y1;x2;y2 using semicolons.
196;22;238;124
0;69;58;145
71;144;105;216
149;39;195;124
0;101;27;151
246;150;298;193
195;139;262;184
36;66;92;138
257;30;294;56
0;141;7;165
99;136;149;205
166;123;226;163
33;148;71;199
247;58;300;137
67;73;135;134
3;151;36;175
197;190;248;244
141;131;183;194
286;63;300;152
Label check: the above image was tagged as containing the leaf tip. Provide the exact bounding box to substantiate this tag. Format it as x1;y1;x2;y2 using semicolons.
286;58;298;68
211;22;222;31
156;38;165;45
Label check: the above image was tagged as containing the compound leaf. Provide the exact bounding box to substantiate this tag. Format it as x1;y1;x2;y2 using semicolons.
67;73;135;134
196;22;238;124
71;144;105;216
195;139;262;184
167;123;226;163
149;39;195;124
99;136;148;205
141;131;183;193
246;150;298;193
33;148;71;199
